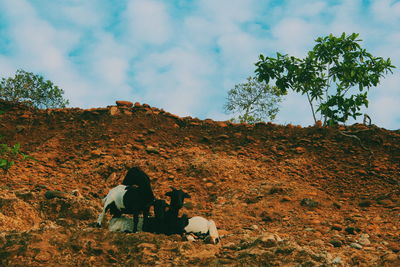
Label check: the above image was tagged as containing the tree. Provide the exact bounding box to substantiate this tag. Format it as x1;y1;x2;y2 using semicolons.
224;76;284;124
255;33;395;125
0;69;69;109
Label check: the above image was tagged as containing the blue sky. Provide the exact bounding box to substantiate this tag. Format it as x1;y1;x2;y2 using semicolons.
0;0;399;129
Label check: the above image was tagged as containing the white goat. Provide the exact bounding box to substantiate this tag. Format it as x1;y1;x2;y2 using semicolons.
184;216;220;244
108;216;144;232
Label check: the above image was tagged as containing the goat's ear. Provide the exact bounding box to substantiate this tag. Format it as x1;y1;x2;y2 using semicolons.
165;191;172;197
184;192;191;198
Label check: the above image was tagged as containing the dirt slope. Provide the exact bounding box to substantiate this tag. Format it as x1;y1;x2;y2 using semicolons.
0;100;399;266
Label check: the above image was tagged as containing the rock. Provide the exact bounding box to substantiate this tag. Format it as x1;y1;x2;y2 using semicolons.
71;189;82;198
329;240;342;247
350;242;363;249
45;190;70;199
205;182;213;188
315;120;323;127
331;224;342;231
91;149;103;157
388;242;400;253
345;227;357;235
216;121;228;127
359;200;373;207
16;125;25;132
332;256;342;265
259;232;282;247
295;147;306;153
383;253;399;262
251;225;259;230
310;239;325;247
35;250;52;262
116;100;133;107
300;198;319;208
145;146;159;154
109;106;120;116
358;234;371;246
218;134;230;140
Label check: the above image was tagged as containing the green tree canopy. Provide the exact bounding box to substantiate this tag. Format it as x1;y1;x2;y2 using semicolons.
224;76;284;124
255;33;395;125
0;69;69;109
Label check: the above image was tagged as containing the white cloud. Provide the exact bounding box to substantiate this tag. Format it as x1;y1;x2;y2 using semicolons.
271;18;318;57
371;0;400;25
134;47;216;115
124;0;172;45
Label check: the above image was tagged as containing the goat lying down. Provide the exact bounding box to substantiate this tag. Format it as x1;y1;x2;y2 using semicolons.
184;216;220;244
108;216;143;232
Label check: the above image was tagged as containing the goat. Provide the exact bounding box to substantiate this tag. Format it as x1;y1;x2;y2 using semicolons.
163;187;191;235
122;166;150;186
97;167;155;232
184;216;221;244
142;199;169;234
108;216;143;232
108;199;166;233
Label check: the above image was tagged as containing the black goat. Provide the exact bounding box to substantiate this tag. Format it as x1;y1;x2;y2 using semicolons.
143;199;169;234
122;166;150;186
97;167;155;232
164;187;191;235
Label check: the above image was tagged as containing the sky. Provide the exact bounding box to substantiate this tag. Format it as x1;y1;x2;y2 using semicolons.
0;0;399;129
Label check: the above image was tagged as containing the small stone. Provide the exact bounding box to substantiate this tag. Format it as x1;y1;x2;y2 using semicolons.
359;200;373;207
310;239;325;246
251;225;259;230
35;250;52;262
388;242;400;253
91;149;103;157
16;125;25;132
295;147;306;153
259;232;278;247
345;227;356;235
45;190;69;199
383;253;399;262
332;256;342;265
109;106;120;116
350;242;363;249
216;121;228;127
205;182;213;188
116;100;133;107
218;134;230;140
300;198;319;208
358;234;371;246
331;224;342;231
145;146;159;154
330;240;342;247
315;120;323;127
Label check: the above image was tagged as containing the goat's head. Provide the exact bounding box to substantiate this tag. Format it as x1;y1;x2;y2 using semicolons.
165;187;191;209
122;166;150;186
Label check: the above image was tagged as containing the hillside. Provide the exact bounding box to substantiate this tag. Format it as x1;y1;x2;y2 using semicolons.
0;100;399;266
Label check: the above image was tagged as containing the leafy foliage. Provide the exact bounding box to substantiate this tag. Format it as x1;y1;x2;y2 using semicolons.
0;69;69;109
0;111;32;172
0;140;29;172
224;76;284;123
255;33;395;125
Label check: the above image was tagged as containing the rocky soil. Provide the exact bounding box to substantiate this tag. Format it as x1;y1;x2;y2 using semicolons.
0;100;399;266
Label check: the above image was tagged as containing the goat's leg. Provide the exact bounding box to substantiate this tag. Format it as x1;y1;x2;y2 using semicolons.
96;203;109;227
133;212;139;233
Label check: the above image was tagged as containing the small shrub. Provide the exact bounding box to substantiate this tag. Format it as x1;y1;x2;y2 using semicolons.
0;69;69;109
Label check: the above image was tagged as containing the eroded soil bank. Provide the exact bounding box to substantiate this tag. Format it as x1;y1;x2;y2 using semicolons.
1;100;399;266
